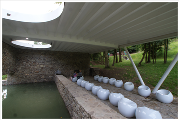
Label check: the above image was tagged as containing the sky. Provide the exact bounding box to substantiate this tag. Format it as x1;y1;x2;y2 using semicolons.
1;1;60;15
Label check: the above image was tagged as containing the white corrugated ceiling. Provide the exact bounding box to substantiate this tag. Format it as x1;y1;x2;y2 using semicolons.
2;2;178;53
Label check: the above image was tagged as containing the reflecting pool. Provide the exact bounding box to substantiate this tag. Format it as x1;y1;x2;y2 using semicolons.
2;81;71;119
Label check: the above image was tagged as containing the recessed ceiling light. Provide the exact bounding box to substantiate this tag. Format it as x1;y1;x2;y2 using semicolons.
26;38;28;39
11;40;51;48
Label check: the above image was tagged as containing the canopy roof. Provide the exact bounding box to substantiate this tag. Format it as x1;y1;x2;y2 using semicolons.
2;2;178;53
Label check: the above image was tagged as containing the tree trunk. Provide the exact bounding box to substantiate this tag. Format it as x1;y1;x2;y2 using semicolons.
91;54;93;61
112;49;116;66
155;42;156;63
164;39;166;63
119;48;122;62
148;42;151;63
105;51;109;68
145;43;147;63
166;39;168;62
115;49;118;63
152;42;154;64
138;51;146;66
103;51;105;64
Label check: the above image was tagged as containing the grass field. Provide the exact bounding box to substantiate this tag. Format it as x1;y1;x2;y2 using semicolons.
92;40;178;96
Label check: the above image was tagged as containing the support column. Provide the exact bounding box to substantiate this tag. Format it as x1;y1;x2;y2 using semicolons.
124;47;145;85
152;53;178;93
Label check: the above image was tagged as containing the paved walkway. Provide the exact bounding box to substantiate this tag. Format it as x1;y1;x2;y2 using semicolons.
73;76;178;119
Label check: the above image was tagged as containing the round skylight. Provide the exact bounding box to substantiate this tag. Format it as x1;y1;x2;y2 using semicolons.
12;40;51;49
2;1;64;22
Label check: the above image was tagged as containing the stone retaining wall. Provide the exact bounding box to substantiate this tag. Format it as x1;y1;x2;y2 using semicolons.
54;75;126;119
2;80;7;86
90;67;100;76
2;41;90;85
55;75;91;118
2;42;17;75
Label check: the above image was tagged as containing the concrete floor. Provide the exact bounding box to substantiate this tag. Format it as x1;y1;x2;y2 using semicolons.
77;76;178;119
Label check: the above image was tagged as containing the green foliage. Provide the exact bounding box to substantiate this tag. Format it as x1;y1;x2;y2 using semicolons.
108;49;114;54
34;41;48;45
127;45;140;53
108;45;139;54
91;53;101;60
2;75;7;80
55;2;62;5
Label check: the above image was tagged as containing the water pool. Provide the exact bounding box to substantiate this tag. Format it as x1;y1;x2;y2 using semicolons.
2;81;71;119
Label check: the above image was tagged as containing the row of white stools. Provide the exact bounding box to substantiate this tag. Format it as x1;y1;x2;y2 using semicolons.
72;76;163;119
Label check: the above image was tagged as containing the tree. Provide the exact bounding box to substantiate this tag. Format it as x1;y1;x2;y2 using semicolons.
154;42;156;63
164;39;166;63
104;51;109;68
115;49;118;63
139;40;164;65
91;53;101;61
103;51;105;64
55;2;62;5
145;43;147;63
138;43;146;66
152;42;154;63
166;39;168;62
112;49;116;66
147;42;151;63
119;48;122;62
163;39;169;63
127;45;139;53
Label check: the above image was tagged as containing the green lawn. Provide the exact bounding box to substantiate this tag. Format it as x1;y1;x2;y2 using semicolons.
92;40;178;96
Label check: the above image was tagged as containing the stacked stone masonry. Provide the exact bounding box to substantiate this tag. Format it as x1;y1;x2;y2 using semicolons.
2;41;90;85
90;67;100;76
55;75;126;119
2;42;17;75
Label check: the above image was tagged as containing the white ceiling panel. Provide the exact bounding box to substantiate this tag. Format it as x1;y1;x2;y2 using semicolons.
2;2;178;53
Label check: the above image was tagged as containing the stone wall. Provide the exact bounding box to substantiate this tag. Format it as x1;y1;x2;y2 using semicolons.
90;67;100;76
55;76;91;118
2;42;17;75
2;41;90;85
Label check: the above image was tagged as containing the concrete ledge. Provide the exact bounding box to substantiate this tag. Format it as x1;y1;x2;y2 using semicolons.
55;75;126;119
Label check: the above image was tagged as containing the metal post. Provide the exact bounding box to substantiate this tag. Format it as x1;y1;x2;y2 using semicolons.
124;47;145;85
152;53;178;93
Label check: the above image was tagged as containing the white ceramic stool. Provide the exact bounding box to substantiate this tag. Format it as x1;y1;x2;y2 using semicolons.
156;89;173;103
103;77;109;83
97;88;110;100
109;92;124;106
92;86;102;95
124;82;134;91
138;85;151;97
115;80;123;88
118;98;137;118
136;107;162;119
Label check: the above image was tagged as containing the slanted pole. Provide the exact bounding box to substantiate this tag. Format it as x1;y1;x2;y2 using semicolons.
124;47;145;85
152;53;178;94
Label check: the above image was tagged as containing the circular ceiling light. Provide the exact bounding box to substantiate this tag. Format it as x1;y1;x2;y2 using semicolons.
2;1;64;23
12;40;51;49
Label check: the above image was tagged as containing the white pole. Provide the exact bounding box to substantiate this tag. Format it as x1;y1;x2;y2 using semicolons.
152;53;178;94
124;47;145;85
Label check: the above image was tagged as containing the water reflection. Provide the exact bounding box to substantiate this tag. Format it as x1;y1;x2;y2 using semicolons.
2;89;7;101
2;82;71;119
